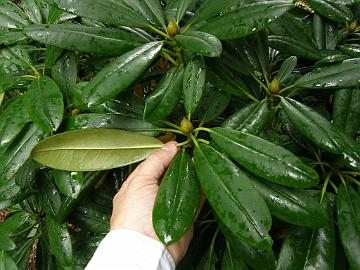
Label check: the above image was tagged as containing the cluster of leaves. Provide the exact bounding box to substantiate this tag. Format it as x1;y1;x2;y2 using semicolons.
1;0;360;269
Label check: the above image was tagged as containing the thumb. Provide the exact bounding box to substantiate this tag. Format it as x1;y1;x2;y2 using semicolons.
131;142;179;182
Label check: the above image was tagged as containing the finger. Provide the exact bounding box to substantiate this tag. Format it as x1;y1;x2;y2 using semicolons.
128;142;178;184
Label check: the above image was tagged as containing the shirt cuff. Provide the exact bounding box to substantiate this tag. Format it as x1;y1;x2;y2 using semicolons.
85;229;175;270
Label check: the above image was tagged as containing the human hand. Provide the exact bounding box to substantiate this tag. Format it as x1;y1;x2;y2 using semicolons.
110;142;194;264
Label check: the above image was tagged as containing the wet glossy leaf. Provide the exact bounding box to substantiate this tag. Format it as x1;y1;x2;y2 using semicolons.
25;24;146;56
277;56;297;83
143;0;166;28
221;100;269;135
190;0;241;26
211;127;319;188
0;235;15;251
0;30;26;45
66;113;160;136
0;250;18;270
25;76;64;134
0;0;29;29
165;0;194;23
53;170;83;198
281;97;360;170
50;0;153;28
0;123;44;183
183;55;206;118
175;31;222;57
198;1;293;40
0;96;30;147
196;85;231;124
333;88;360;137
44;45;63;70
11;237;34;269
20;0;42;24
46;217;73;267
251;177;328;227
194;143;272;249
338;44;360;57
295;58;360;89
153;150;200;245
31;129;163;171
51;51;77;99
144;67;184;121
78;41;163;108
0;212;30;234
337;184;360;270
308;0;353;22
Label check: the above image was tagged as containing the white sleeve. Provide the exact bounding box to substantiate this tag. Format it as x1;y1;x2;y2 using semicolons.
85;229;176;270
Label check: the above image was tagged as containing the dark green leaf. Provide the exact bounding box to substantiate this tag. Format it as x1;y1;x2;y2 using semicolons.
31;129;163;171
333;88;360;137
0;235;15;251
53;170;83;198
183;55;206;118
251;177;328;227
20;0;42;24
338;44;360;57
144;67;184;121
11;237;34;269
194;143;272;249
0;212;30;234
196;85;231;124
211;127;319;188
44;45;63;70
153;150;200;245
25;76;64;133
277;56;297;83
143;0;166;28
175;31;222;57
221;100;269;135
78;41;163;108
36;237;56;270
337;184;360;270
222;243;248;270
0;96;30;147
198;1;293;40
165;0;194;23
0;30;27;45
51;51;77;100
0;250;18;270
295;58;360;89
25;24;146;56
0;1;29;28
46;217;73;267
308;0;353;22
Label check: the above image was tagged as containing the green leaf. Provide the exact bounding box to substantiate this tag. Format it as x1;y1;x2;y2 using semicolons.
31;129;163;171
144;67;184;121
0;250;18;270
46;217;73;267
337;184;360;270
36;237;56;270
196;85;231;124
25;76;64;134
50;0;153;28
51;51;77;100
153;150;200;245
190;0;241;26
0;123;44;183
281;97;360;170
333;88;360;137
78;41;163;108
295;58;360;89
338;44;360;58
0;212;30;234
165;0;194;23
0;29;27;45
37;171;62;219
198;1;293;40
53;170;83;198
221;100;269;135
175;31;222;57
70;201;110;233
11;237;34;269
0;235;15;251
44;45;63;70
194;143;272;249
277;56;297;83
25;24;146;56
308;0;353;22
251;177;328;227
66;113;160;136
183;55;206;119
222;243;248;270
20;0;42;24
143;0;166;29
211;127;319;188
0;0;29;29
0;96;30;147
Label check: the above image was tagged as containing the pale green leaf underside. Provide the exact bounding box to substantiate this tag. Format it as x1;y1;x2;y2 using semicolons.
31;129;163;171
